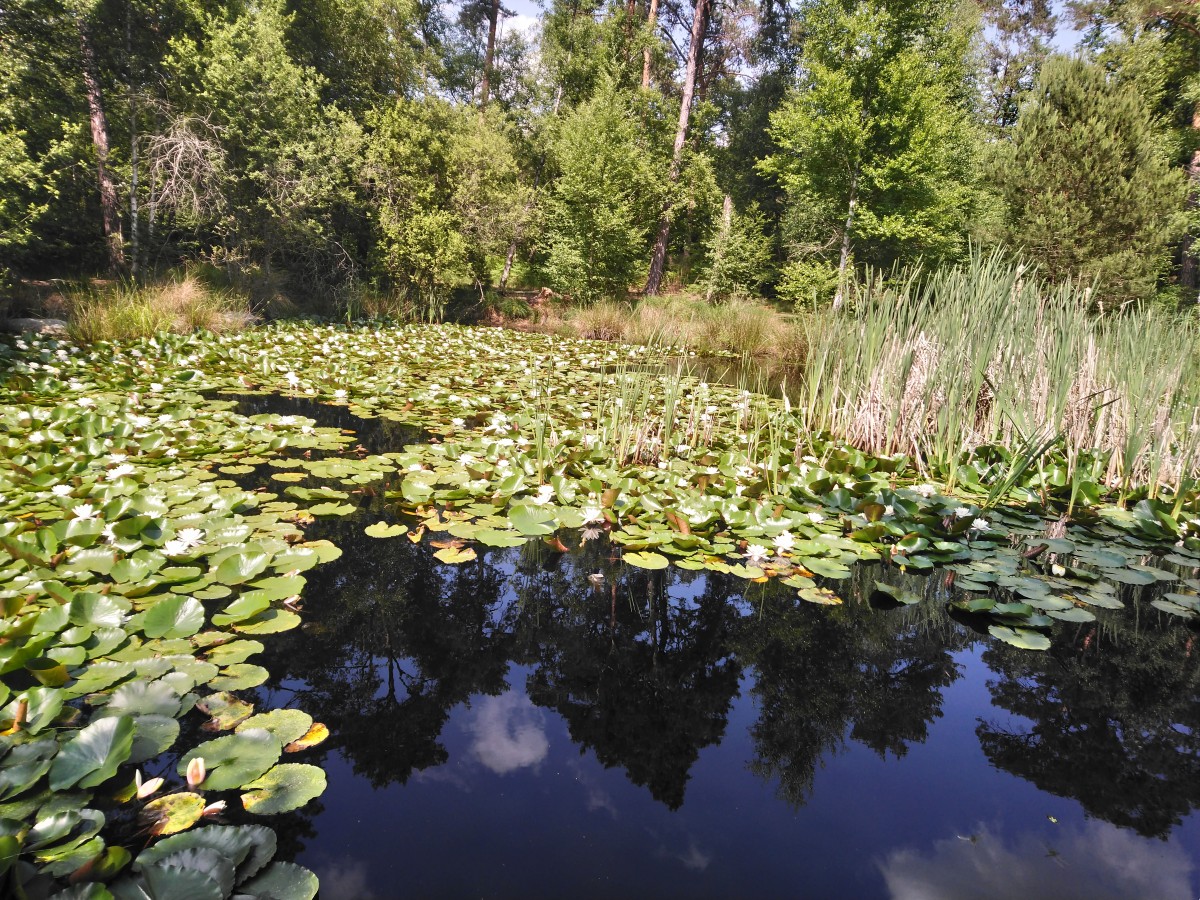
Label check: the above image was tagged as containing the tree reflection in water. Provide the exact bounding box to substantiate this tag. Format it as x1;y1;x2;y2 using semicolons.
256;509;1200;842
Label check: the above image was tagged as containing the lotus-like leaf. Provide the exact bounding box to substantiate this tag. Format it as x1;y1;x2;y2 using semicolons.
507;504;555;536
231;609;301;635
143;596;205;640
240;764;326;815
235;710;312;746
239;861;319;900
195;692;254;730
99;681;182;720
209;664;269;692
213;551;270;586
143;792;205;836
176;729;281;792
623;551;669;570
49;716;136;790
128;715;181;764
987;625;1051;651
134;824;277;883
365;521;408;538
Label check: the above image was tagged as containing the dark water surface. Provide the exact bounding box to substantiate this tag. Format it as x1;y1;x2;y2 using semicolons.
230;395;1200;899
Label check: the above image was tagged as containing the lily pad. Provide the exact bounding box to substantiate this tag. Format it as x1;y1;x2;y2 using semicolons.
240;764;327;815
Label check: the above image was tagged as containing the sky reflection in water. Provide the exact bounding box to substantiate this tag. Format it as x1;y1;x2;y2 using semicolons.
246;500;1200;899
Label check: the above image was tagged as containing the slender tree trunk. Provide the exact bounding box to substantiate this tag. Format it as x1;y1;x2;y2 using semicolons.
1180;103;1200;302
480;0;500;108
126;0;139;280
78;14;125;272
641;0;659;88
832;169;858;311
644;0;708;296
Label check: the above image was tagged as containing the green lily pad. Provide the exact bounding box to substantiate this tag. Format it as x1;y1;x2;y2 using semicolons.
988;625;1051;651
433;546;476;564
235;710;313;746
143;791;205;836
240;764;327;815
49;716;136;790
176;729;282;792
195;692;255;730
624;551;669;570
365;521;408;538
208;664;269;692
144;596;205;639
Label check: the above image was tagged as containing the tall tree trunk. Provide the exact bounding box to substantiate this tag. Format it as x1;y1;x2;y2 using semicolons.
1181;102;1200;302
480;0;500;108
641;0;659;88
832;169;858;311
77;14;125;272
126;0;139;280
644;0;708;296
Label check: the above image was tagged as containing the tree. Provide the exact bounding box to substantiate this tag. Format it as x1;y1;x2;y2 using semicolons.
760;0;980;308
974;0;1057;130
541;81;668;302
644;0;710;294
368;97;524;317
995;54;1188;306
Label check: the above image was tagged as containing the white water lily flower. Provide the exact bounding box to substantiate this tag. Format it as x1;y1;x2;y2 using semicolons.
913;483;936;497
278;415;296;426
581;505;604;525
76;397;95;408
108;453;127;463
162;539;192;556
150;382;163;392
284;372;300;386
52;485;73;497
107;464;135;480
970;517;990;532
745;544;770;563
451;418;465;428
773;532;795;554
531;484;555;505
334;389;347;399
71;504;97;519
101;524;116;543
459;453;477;466
884;505;895;517
954;506;971;519
808;511;825;524
176;528;204;547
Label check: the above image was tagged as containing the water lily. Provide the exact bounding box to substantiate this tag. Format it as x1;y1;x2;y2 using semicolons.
745;544;769;563
954;506;972;519
970;517;990;532
807;511;825;524
334;389;348;399
531;484;555;505
201;801;226;817
107;464;136;480
186;757;206;788
71;503;97;519
52;484;73;497
581;505;604;525
914;483;936;498
176;528;205;548
135;771;164;799
773;532;795;554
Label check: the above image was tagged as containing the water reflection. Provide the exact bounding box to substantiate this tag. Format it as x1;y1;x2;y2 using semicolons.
978;622;1200;837
248;505;1200;893
879;820;1196;899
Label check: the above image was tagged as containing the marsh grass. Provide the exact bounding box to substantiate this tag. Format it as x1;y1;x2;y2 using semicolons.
801;249;1200;495
566;294;806;360
65;276;253;342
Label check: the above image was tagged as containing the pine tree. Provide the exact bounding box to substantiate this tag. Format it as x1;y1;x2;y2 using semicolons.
997;55;1188;306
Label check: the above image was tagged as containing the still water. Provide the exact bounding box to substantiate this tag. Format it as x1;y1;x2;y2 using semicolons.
230;395;1200;899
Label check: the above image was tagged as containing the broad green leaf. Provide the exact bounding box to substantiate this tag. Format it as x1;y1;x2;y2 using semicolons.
176;729;281;791
143;596;205;639
240;764;326;815
50;716;136;790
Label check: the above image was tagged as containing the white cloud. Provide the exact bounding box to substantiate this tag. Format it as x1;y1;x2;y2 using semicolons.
467;690;549;775
879;820;1195;900
315;859;378;900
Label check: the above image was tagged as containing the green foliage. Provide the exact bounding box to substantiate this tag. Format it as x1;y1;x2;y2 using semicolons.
760;0;981;283
541;82;667;302
995;55;1189;306
368;98;524;320
700;203;774;301
777;257;841;311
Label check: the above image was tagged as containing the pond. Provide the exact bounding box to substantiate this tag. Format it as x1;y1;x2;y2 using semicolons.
3;322;1199;899
252;516;1200;899
229;393;1200;899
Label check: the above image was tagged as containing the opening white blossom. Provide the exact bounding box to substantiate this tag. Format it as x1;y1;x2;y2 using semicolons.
745;544;770;563
71;504;97;519
808;511;825;524
954;506;972;518
773;532;795;553
970;517;990;532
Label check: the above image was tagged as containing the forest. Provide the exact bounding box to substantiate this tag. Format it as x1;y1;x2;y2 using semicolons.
1;0;1198;321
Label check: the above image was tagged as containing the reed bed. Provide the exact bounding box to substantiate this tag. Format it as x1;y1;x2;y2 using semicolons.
799;249;1200;497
